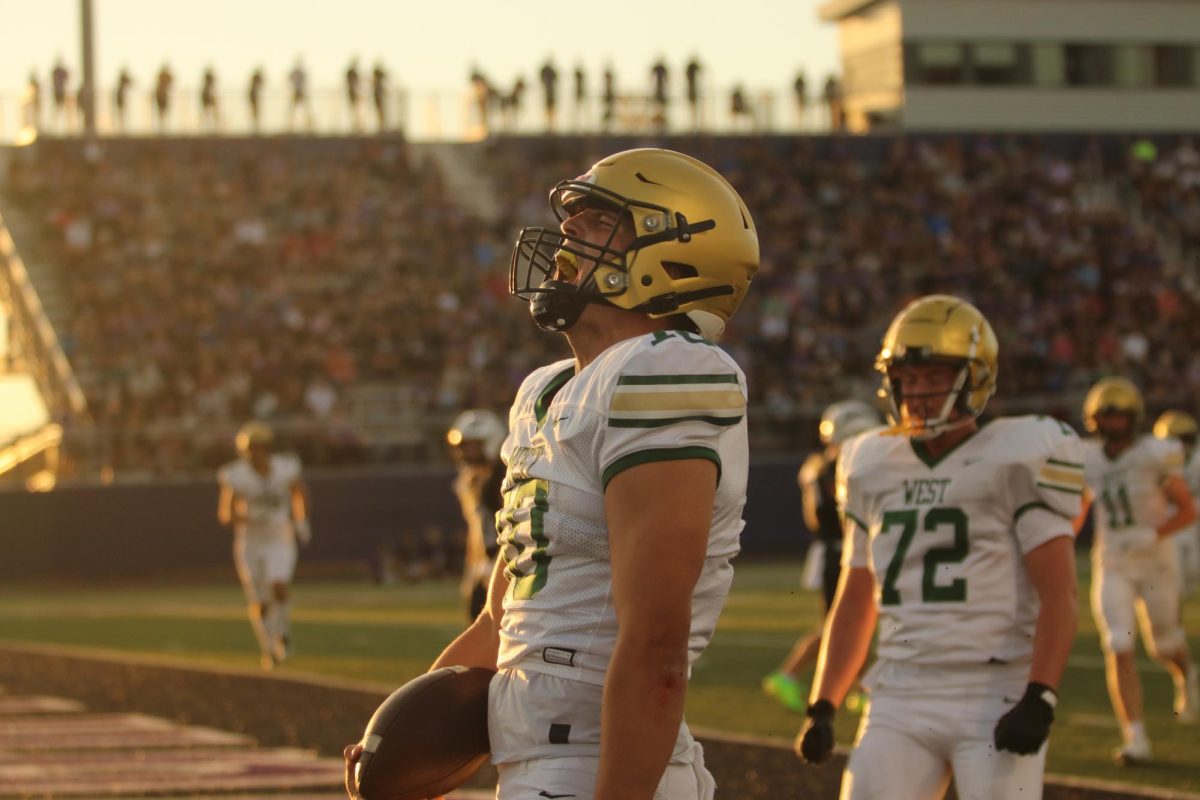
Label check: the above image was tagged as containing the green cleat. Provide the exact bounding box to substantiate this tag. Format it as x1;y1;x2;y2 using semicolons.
761;671;808;713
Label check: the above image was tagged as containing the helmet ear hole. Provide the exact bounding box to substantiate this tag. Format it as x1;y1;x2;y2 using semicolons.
662;261;699;279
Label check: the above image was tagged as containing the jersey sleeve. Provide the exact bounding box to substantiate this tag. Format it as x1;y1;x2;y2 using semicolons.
1156;437;1186;481
835;435;871;568
216;462;235;490
598;342;745;490
1010;417;1085;553
282;453;303;484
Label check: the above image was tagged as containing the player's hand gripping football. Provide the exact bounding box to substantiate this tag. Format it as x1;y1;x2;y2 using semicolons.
795;699;836;764
993;682;1056;755
343;743;363;798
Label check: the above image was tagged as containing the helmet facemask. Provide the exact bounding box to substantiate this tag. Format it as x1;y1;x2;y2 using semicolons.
510;178;719;333
879;356;986;441
510;185;632;332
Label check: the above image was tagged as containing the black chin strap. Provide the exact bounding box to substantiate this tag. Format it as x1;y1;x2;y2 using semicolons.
529;279;615;332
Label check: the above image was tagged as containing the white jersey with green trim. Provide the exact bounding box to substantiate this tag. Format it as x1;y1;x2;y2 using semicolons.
1183;447;1200;539
217;454;301;539
838;415;1083;670
1082;434;1186;559
494;329;749;687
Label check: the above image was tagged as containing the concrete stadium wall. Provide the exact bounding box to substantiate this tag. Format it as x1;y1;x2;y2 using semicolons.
0;460;808;580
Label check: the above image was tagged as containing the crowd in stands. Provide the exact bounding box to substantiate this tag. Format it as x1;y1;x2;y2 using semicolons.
4;133;1199;477
4;138;563;474
486;135;1200;425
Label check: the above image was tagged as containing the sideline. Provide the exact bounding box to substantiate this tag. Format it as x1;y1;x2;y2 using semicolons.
5;641;1199;800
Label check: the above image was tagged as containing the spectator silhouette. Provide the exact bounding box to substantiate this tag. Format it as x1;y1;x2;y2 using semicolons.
288;57;314;132
248;68;265;133
154;63;174;132
793;70;809;128
685;56;702;131
345;59;362;131
114;68;133;132
823;73;844;132
51;57;70;131
730;85;753;131
602;64;616;132
539;58;559;132
25;70;41;133
572;63;586;131
201;67;220;132
469;65;493;137
650;57;668;132
499;77;525;132
372;62;389;133
346;58;362;132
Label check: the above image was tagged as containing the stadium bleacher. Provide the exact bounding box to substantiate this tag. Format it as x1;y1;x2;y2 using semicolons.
3;133;1198;479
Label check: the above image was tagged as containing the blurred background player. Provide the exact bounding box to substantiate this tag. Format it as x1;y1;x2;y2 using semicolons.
1154;410;1200;599
797;295;1081;800
217;422;312;669
446;409;507;621
762;399;879;713
1078;379;1199;764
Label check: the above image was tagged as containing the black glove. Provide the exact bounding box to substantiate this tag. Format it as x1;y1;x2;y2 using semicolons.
796;699;836;764
994;682;1056;755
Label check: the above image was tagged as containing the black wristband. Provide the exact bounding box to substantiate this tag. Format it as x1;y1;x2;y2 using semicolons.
1023;682;1057;708
807;699;836;721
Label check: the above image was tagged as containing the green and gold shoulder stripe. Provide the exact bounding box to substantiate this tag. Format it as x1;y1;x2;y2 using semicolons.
1036;457;1085;495
609;373;745;429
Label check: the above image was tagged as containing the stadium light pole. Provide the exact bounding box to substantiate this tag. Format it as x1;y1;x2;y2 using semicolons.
80;0;96;139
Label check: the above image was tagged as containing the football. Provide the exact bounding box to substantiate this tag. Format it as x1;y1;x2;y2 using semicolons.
355;665;495;800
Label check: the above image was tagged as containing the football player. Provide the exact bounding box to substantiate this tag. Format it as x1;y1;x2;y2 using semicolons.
763;400;880;713
1153;410;1200;598
217;422;311;669
346;148;757;800
446;409;508;621
795;295;1081;800
1079;380;1198;763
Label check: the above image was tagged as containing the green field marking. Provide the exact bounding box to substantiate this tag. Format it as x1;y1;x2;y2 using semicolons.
1;560;1198;792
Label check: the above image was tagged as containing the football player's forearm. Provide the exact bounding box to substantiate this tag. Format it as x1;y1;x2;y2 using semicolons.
1025;536;1077;689
1156;494;1196;537
430;615;499;671
594;635;688;800
811;571;876;707
1028;593;1076;689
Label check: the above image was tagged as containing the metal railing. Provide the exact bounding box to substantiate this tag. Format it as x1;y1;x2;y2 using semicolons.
0;85;830;143
0;214;88;422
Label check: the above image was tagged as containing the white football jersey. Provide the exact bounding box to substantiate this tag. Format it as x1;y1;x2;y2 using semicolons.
217;454;302;539
494;330;749;687
1182;446;1200;538
1082;435;1185;557
838;415;1083;669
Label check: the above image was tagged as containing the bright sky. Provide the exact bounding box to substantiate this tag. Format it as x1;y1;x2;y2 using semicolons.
1;0;840;97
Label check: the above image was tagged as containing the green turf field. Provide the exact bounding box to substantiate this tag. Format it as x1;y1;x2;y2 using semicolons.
1;559;1197;792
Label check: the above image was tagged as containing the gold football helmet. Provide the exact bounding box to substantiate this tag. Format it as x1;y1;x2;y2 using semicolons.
510;148;759;339
875;295;998;440
1082;377;1143;433
447;409;507;463
235;421;274;454
1152;410;1197;441
819;400;881;445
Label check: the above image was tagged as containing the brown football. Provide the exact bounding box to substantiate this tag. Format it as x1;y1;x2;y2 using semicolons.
355;665;494;800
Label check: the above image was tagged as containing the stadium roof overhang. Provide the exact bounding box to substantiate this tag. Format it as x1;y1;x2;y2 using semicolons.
818;0;889;22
